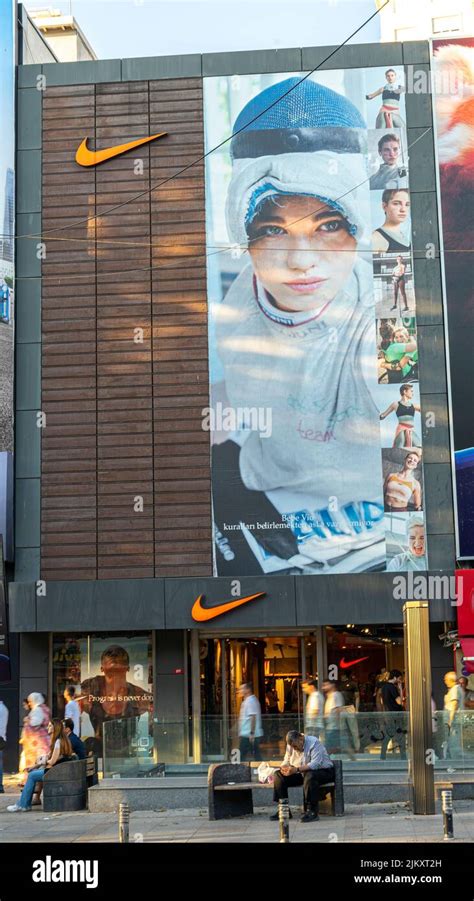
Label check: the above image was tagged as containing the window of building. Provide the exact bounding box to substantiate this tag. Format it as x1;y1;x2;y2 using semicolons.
395;27;418;41
52;633;153;756
432;15;463;33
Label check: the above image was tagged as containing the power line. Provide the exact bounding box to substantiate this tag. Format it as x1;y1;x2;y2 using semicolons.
16;125;441;282
15;0;391;242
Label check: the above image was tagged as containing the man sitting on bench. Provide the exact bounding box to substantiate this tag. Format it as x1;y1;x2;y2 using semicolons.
270;729;335;823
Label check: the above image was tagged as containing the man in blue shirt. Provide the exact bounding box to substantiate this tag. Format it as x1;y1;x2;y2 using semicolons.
270;729;334;822
63;718;86;760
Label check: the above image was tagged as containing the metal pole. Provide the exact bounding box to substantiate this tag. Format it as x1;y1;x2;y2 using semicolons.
190;630;202;763
441;790;454;839
119;802;130;843
278;798;290;843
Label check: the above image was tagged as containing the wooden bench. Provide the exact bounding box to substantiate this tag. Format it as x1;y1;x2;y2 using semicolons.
43;759;87;813
86;753;98;788
208;760;344;820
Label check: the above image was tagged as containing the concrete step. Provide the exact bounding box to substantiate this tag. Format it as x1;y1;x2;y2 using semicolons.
88;773;474;813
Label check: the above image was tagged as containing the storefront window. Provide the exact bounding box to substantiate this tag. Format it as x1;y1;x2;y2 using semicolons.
52;633;153;759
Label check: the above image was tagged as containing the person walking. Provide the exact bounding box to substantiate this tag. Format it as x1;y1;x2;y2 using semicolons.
63;686;81;736
237;683;263;761
7;719;74;812
270;730;334;822
443;671;463;761
19;693;51;790
322;680;345;753
380;670;406;760
0;698;8;793
303;679;325;738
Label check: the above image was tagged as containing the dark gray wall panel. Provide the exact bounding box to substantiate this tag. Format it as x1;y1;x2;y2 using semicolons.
302;42;402;70
296;572;453;625
405;64;433;127
411;192;439;259
420;394;451;464
412;257;443;326
15;343;41;410
14;548;41;583
17;88;42;150
164;576;296;630
403;42;430;65
16;213;41;277
156;630;185;673
18;64;42;89
202;48;302;76
17;150;42;214
15;478;41;548
427;534;456;572
418;325;447;395
36;579;165;631
16;411;41;478
423;463;455;536
8;582;37;631
15;278;41;344
42;59;122;86
407;127;436;192
122;54;201;80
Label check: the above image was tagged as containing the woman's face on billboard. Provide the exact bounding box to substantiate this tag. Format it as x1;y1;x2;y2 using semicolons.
247;195;357;313
382;191;410;225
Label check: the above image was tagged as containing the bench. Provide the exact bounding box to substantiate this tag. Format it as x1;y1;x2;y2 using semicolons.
208;760;344;821
86;753;99;788
43;759;88;812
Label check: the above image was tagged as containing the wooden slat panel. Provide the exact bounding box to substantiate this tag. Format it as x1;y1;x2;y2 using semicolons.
41;77;213;580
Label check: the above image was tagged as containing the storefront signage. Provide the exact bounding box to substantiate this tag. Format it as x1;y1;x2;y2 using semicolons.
339;655;369;669
75;132;167;167
191;591;266;622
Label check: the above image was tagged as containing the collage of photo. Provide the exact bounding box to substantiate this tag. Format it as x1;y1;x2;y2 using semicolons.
366;68;426;572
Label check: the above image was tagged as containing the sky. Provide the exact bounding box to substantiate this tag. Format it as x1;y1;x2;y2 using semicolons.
23;0;381;59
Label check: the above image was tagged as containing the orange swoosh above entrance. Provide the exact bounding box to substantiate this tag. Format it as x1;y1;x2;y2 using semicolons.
75;132;167;167
191;592;266;622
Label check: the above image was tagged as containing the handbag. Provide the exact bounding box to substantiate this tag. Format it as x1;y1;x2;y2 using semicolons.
257;762;276;784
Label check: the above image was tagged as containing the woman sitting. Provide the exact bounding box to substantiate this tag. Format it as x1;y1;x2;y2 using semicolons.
8;719;75;812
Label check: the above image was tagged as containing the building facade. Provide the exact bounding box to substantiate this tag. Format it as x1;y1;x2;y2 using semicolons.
10;40;460;770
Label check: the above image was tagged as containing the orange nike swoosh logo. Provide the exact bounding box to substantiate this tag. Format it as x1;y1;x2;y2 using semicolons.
339;656;369;669
75;132;167;167
191;592;266;622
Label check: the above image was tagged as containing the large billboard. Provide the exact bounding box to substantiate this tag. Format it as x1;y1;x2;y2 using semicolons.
204;66;427;577
432;38;474;559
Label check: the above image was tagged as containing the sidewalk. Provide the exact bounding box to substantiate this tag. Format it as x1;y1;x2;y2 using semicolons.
0;786;472;843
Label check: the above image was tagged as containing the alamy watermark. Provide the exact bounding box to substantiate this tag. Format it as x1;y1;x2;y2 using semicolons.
406;65;468;96
392;572;462;605
202;402;272;438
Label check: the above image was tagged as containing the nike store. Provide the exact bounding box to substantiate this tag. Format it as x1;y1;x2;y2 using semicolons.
9;38;458;770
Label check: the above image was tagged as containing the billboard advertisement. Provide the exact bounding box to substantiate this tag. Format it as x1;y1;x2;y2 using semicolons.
432;38;474;559
204;66;427;577
52;634;153;755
